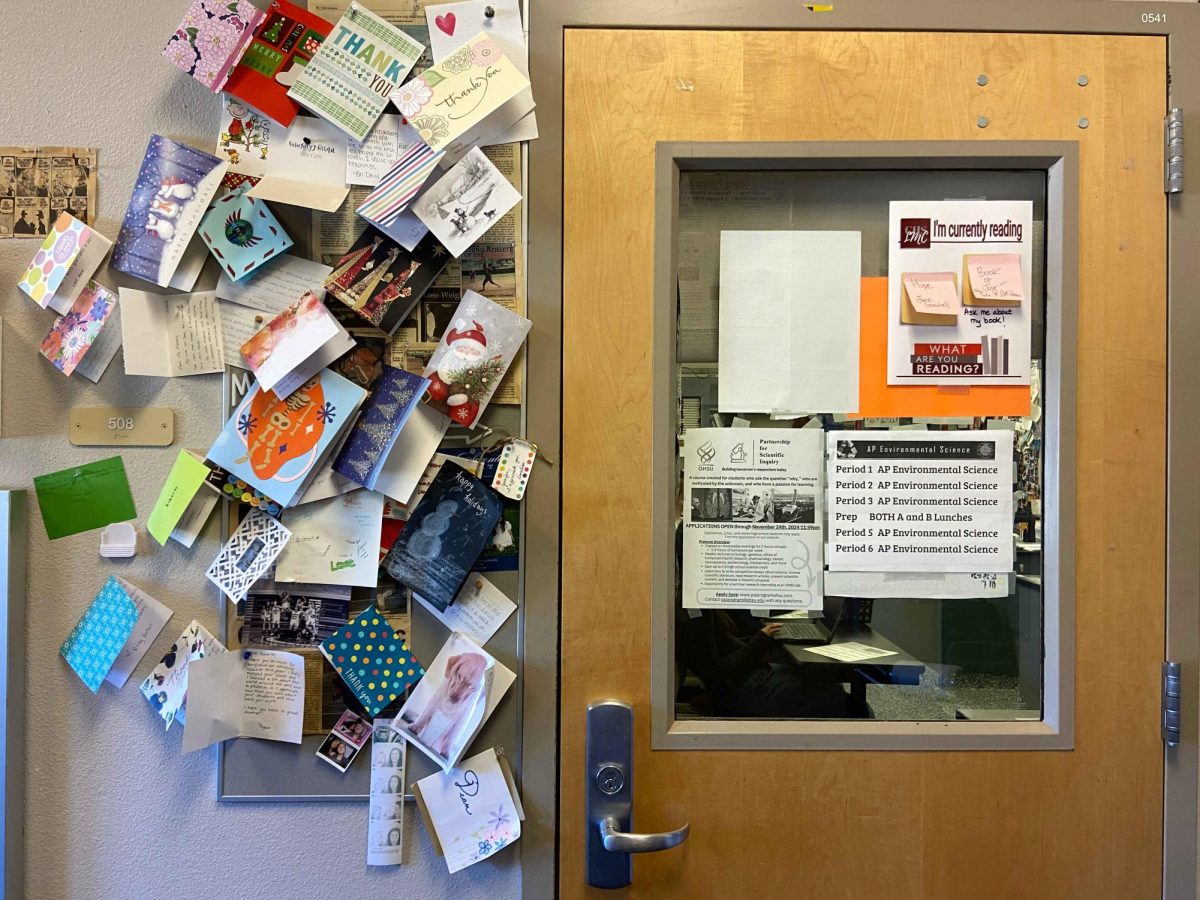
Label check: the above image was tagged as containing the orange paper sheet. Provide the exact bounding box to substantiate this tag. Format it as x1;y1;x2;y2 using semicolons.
855;277;1030;418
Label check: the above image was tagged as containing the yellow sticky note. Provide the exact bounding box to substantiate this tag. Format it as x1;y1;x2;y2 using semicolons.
147;450;212;545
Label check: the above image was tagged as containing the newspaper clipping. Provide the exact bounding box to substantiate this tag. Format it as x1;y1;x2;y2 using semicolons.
0;146;97;238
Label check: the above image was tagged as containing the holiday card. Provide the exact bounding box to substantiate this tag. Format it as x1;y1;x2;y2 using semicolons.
206;508;292;605
224;0;332;127
147;449;222;547
413;747;523;873
216;254;333;314
139;620;227;730
111;136;228;289
274;489;386;588
414;573;516;647
888;201;1033;386
247;115;351;212
206;368;368;507
421;290;530;428
319;605;424;718
382;463;503;611
393;632;514;772
60;576;141;693
413;148;521;259
332;365;431;491
182;649;305;752
119;289;225;377
239;290;355;397
356;139;444;233
287;5;423;141
38;281;118;377
162;0;264;93
324;228;451;335
18;212;112;314
369;403;452;505
394;33;532;165
425;0;537;144
199;191;293;281
216;95;274;178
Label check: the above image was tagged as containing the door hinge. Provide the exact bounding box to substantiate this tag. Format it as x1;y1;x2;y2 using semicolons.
1162;661;1182;748
1165;108;1183;194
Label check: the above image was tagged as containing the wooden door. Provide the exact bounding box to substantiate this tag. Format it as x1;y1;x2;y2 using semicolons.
561;30;1166;899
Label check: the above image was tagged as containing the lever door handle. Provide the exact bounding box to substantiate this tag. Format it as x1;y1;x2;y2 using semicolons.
598;815;690;853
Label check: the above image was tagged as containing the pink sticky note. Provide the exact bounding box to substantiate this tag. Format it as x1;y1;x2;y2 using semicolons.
965;254;1024;304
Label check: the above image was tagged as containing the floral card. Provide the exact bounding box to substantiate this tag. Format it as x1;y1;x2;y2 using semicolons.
199;191;293;281
287;5;423;141
18;211;112;314
163;0;265;93
422;290;530;428
413;747;523;873
224;0;332;127
413;147;521;258
39;281;117;377
111;135;228;289
395;33;532;165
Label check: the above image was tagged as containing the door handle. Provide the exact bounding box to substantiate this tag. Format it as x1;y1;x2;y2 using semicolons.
586;700;689;888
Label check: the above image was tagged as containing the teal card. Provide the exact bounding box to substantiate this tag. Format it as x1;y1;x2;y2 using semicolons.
34;456;137;540
60;577;140;692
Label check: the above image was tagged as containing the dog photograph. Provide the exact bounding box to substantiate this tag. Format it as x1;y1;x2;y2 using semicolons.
392;633;493;770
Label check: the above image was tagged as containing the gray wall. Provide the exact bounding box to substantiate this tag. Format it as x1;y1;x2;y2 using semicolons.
0;2;519;897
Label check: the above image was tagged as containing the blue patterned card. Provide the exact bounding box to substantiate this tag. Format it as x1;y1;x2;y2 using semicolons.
332;366;429;490
60;577;140;693
319;605;424;717
199;192;293;282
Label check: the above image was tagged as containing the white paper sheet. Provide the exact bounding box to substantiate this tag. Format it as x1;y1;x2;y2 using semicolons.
248;116;351;212
373;404;452;505
824;570;1010;599
119;289;224;377
104;579;173;689
347;114;401;186
717;231;860;414
414;574;516;646
182;649;305;752
803;642;897;663
275;490;386;588
216;255;333;313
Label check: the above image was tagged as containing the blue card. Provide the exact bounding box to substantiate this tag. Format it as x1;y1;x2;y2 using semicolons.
60;576;140;693
199;192;293;282
319;605;424;717
332;366;429;490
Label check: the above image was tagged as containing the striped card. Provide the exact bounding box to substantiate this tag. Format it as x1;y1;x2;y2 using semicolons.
357;141;443;227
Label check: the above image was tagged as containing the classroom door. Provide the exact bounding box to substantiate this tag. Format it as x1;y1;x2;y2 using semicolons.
560;30;1166;898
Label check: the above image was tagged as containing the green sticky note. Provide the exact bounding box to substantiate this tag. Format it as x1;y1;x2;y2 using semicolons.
34;456;137;540
147;450;211;545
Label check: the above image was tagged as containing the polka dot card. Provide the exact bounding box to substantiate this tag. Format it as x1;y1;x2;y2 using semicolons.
18;212;112;314
320;604;424;717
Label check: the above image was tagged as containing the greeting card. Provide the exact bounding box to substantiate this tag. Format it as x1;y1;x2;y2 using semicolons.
38;282;117;377
395;33;532;164
368;403;452;505
199;191;293;281
205;509;292;604
422;290;530;428
182;649;305;752
392;632;513;771
239;290;354;397
216;254;333;314
119;289;226;377
147;449;222;547
216;95;274;178
413;747;524;872
332;366;431;490
139;620;227;730
414;148;521;258
324;228;451;335
274;489;386;588
900;272;959;326
355;139;443;233
60;576;141;693
163;0;264;92
224;0;332;127
104;578;174;690
319;605;424;717
287;5;423;141
33;456;136;541
18;212;112;313
347;113;402;186
111;136;228;289
382;464;503;611
206;368;368;507
247;115;351;212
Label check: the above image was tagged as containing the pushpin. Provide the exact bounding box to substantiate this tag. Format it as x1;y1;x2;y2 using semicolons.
484;5;495;17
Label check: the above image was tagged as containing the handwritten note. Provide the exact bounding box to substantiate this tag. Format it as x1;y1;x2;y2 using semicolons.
414;574;516;646
965;254;1024;304
216;255;334;314
105;579;173;688
902;272;959;314
242;650;305;739
181;649;305;752
274;490;386;588
347;114;401;186
119;289;225;377
34;456;137;540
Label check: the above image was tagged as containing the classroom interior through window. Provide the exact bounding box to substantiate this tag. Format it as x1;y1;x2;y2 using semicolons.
675;167;1046;722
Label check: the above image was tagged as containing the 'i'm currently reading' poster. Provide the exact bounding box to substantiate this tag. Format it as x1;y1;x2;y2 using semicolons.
887;200;1033;386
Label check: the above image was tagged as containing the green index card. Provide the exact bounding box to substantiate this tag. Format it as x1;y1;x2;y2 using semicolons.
34;456;137;540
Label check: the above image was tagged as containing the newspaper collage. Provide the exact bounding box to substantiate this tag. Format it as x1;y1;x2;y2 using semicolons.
0;146;97;238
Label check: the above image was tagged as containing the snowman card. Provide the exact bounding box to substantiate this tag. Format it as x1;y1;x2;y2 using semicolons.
111;136;228;289
413;148;522;259
422;290;531;428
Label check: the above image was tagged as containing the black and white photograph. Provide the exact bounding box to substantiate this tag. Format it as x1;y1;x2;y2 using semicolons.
771;490;817;524
418;291;460;343
690;487;733;522
414;147;522;258
315;732;360;773
373;744;405;769
243;585;351;648
370;823;405;849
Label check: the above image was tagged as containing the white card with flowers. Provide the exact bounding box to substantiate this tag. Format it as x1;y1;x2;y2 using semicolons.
422;290;531;428
414;747;523;873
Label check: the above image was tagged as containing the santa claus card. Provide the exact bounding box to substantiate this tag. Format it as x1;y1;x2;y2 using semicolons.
422;291;531;428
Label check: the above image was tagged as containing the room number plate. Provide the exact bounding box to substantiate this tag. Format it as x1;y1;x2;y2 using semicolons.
69;407;174;447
